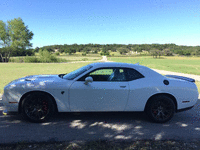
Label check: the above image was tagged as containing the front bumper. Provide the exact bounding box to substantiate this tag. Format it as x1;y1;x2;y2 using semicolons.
1;94;18;112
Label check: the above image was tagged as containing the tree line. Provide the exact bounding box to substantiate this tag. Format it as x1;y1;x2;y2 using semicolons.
37;43;200;57
1;18;200;62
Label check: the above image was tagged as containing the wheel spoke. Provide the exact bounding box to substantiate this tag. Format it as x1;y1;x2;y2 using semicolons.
151;100;174;121
24;98;49;121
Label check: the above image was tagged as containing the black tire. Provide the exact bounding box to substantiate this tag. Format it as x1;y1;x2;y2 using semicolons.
21;92;55;123
145;95;175;123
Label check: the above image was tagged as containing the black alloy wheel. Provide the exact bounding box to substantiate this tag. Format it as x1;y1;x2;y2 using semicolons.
21;92;55;123
146;95;175;123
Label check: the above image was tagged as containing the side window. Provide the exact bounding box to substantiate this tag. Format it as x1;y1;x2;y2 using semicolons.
89;68;113;81
78;68;113;81
124;68;144;81
90;69;113;76
77;68;128;82
107;68;126;81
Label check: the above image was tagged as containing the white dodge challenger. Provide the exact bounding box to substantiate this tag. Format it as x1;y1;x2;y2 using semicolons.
1;62;199;123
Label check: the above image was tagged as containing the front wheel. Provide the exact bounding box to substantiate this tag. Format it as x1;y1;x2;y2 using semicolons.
21;92;55;123
145;95;175;123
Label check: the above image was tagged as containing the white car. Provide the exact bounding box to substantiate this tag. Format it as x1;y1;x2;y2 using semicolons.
1;62;199;123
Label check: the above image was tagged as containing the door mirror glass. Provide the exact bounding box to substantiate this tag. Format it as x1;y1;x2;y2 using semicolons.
84;76;93;85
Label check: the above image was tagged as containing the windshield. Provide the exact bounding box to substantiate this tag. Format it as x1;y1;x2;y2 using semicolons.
63;65;93;80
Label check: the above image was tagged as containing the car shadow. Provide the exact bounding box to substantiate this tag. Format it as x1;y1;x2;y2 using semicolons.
53;112;148;121
0;99;200;143
0;110;149;123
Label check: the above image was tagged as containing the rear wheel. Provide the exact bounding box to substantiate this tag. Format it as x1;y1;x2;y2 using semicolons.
21;92;55;123
145;95;175;123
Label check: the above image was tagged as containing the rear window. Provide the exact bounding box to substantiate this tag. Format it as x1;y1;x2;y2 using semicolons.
124;68;144;81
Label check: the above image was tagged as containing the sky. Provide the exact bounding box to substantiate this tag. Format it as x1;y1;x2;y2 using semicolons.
1;0;200;48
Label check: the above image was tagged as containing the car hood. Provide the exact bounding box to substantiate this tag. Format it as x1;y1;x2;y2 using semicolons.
24;74;59;81
4;74;72;92
7;75;60;86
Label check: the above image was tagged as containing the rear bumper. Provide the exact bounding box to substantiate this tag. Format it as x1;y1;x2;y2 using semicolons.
177;106;194;112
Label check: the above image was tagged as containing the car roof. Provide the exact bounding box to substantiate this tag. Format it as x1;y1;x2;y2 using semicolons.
90;62;138;67
89;62;163;78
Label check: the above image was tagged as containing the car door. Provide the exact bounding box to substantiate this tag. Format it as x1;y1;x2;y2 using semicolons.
69;68;129;111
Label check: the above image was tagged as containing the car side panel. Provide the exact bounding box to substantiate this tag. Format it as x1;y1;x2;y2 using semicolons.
161;79;199;110
3;78;73;113
125;77;164;111
69;81;129;111
125;77;199;111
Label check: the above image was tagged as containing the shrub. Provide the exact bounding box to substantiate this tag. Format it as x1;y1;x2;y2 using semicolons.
8;50;68;63
100;52;110;56
39;49;58;63
24;56;39;63
82;58;88;61
82;52;87;56
55;52;60;56
9;57;24;63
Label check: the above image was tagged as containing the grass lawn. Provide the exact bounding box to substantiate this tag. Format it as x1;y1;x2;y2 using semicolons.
59;55;101;61
108;56;200;75
108;56;200;93
196;82;200;94
9;55;101;62
0;62;91;94
0;56;200;94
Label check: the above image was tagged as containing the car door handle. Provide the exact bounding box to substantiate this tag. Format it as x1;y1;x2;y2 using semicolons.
120;86;126;88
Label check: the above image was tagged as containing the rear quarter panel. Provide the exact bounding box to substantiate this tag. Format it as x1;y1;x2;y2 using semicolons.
163;78;199;110
125;77;165;111
125;77;199;111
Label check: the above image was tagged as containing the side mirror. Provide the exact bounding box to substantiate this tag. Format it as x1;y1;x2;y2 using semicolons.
84;76;93;85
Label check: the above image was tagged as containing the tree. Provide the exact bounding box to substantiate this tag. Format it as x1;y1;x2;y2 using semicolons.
65;47;76;55
118;47;129;55
133;45;142;52
0;20;10;62
83;47;90;54
34;47;40;53
0;18;33;62
163;49;173;56
39;49;57;63
150;49;163;58
100;47;110;56
195;47;200;56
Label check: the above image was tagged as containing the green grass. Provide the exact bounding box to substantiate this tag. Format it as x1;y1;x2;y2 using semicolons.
0;62;92;94
196;81;200;94
108;56;200;75
108;56;200;93
0;56;200;95
9;55;102;63
59;55;101;61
